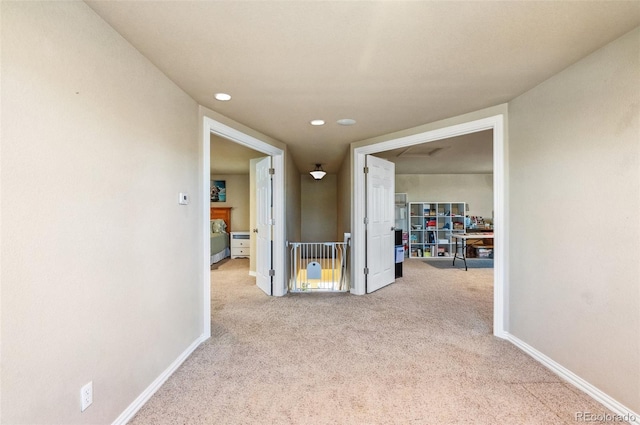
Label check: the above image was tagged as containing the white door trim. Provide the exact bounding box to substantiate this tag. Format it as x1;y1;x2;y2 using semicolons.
352;114;508;338
201;117;287;338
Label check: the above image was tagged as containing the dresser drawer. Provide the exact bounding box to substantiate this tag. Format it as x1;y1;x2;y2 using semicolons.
231;239;250;248
231;247;250;258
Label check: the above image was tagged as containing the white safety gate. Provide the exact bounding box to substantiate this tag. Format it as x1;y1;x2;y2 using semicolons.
289;241;350;292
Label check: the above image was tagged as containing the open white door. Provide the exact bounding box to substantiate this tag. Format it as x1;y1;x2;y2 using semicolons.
365;155;396;293
255;156;273;295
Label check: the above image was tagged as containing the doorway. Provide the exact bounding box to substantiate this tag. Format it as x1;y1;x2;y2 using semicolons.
202;116;286;339
353;114;507;338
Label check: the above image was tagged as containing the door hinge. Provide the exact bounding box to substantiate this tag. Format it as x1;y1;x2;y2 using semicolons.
364;217;369;225
363;167;369;174
268;168;275;175
269;218;276;225
269;269;275;277
364;267;369;275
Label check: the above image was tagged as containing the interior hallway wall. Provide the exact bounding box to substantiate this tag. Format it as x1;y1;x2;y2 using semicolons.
210;174;250;232
509;27;640;413
337;152;352;239
301;174;337;242
1;2;200;423
286;155;302;244
396;174;493;218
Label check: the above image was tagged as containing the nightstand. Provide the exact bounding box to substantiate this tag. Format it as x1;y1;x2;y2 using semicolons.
230;231;250;259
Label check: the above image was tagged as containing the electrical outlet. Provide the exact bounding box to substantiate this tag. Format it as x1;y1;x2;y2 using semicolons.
80;381;93;412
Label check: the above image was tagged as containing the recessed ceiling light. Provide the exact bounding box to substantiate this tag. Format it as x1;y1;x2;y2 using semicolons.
214;93;231;101
310;119;325;126
337;118;356;126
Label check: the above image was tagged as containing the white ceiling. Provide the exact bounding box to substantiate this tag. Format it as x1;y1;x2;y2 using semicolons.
376;130;493;174
87;1;640;175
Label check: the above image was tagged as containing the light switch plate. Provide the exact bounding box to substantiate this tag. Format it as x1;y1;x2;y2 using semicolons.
179;193;189;205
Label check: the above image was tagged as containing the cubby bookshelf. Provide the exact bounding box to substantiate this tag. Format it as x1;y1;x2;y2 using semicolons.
408;202;466;259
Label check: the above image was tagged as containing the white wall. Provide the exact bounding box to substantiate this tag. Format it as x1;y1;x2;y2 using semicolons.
1;2;200;423
337;152;352;238
286;157;302;244
301;174;337;242
509;27;639;413
396;174;493;218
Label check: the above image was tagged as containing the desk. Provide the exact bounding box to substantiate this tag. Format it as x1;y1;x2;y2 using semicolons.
452;233;494;271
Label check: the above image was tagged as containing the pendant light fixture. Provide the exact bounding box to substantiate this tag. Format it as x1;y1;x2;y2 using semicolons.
309;164;327;180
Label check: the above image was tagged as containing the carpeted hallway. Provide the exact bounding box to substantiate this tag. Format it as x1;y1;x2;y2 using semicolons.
130;258;617;424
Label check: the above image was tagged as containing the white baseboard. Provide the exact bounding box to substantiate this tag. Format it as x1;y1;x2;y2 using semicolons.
249;271;256;277
505;332;639;425
111;334;208;425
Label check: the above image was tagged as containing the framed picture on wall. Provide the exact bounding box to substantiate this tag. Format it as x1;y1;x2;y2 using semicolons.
211;180;226;202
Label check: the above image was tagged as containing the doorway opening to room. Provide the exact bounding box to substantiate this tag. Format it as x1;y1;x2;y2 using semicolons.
209;134;263;270
353;115;506;338
201;116;287;338
380;131;494;269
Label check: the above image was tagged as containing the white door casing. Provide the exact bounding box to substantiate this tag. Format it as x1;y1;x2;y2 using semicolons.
255;156;273;295
365;155;396;293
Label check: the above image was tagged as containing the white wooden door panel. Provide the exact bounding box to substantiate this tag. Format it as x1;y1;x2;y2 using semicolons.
256;156;272;295
366;155;395;293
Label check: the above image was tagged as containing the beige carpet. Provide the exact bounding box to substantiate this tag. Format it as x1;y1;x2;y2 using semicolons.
130;259;618;424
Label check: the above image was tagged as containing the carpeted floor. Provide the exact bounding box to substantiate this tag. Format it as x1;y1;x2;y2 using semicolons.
130;258;618;424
